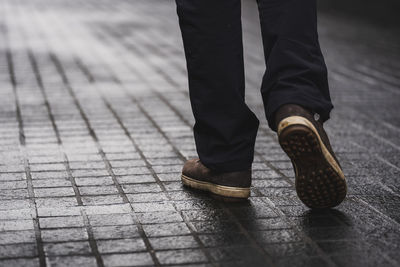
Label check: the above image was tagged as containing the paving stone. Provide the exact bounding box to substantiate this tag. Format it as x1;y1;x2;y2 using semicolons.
263;242;319;258
112;167;150;176
43;241;92;256
148;158;183;166
304;226;362;242
228;206;279;219
116;174;155;184
39;216;85;229
96;238;147;253
0;243;38;258
30;164;66;172
0;181;26;190
253;170;281;179
136;211;183;224
143;222;191;237
105;153;141;161
152;165;182;174
127;192;169;203
0;199;30;211
157;173;181;182
41;228;88;242
36;197;78;208
71;169;109;178
207;246;267;264
0;258;40;267
156;249;208;265
102;253;154;267
252;229;303;244
190;221;241;234
0;219;34;231
92;225;140;240
162;181;184;191
84;204;132;215
168;190;209;201
37;207;81;217
88;214;134;226
143;151;177;159
0;172;25;181
78;186;119;195
149;236;199;250
198;233;251;248
0;188;29;199
34;187;76;197
174;199;221;211
46;256;97;267
0;230;36;245
181;209;230;222
81;195;124;206
31;171;68;180
109;160;146;168
252;179;292;188
32;179;71;188
122;183;162;194
75;177;115;186
131;201;175;213
0;209;32;220
238;218;290;231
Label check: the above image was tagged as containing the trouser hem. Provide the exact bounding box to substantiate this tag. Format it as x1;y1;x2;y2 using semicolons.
265;91;334;132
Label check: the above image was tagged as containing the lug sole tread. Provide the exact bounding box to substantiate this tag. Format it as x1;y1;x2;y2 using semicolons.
279;124;347;209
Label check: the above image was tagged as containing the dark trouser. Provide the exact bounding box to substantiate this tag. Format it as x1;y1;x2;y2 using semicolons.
176;0;333;172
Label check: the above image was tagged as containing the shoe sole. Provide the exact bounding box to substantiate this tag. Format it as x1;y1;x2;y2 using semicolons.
181;174;250;199
278;116;347;209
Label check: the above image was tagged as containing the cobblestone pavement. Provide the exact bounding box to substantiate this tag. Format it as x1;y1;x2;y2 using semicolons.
0;0;399;266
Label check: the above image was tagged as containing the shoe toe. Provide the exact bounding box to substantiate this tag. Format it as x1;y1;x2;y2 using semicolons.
182;158;199;176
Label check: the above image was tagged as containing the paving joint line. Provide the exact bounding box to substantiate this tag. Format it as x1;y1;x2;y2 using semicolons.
26;27;106;264
48;52;161;267
6;46;46;267
101;90;217;267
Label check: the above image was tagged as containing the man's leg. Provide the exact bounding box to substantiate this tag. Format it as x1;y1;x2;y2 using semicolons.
256;0;347;209
256;0;333;129
176;0;259;172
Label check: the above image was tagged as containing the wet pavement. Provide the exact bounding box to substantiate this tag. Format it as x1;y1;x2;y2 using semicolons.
0;0;399;266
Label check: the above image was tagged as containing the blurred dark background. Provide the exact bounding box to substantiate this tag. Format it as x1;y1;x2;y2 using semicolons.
318;0;400;27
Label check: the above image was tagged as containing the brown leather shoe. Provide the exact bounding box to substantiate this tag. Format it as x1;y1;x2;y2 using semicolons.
181;159;251;199
275;104;347;209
